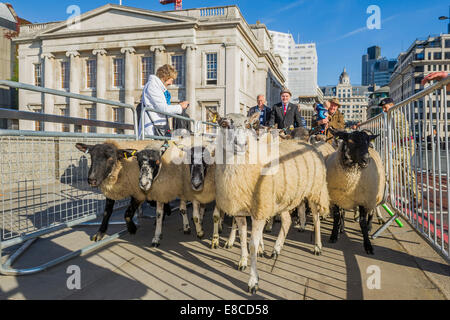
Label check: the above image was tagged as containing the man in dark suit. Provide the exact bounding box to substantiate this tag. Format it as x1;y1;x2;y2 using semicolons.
269;88;306;129
247;94;272;126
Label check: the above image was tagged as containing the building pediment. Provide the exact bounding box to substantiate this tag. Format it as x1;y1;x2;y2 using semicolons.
40;4;197;36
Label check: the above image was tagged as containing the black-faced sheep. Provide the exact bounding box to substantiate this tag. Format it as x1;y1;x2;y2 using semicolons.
326;129;385;255
213;112;329;294
75;140;163;241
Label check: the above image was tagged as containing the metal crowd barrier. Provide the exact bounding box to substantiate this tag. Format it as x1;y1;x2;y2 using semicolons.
0;80;217;275
360;77;450;261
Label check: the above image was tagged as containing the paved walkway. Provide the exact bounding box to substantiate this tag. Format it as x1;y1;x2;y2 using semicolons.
0;204;449;300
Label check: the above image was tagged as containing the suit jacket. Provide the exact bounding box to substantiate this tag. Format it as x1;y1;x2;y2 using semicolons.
247;105;272;126
269;102;306;129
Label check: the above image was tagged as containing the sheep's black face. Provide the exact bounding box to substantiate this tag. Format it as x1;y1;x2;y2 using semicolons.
188;146;211;192
136;149;162;192
75;143;135;187
338;131;379;169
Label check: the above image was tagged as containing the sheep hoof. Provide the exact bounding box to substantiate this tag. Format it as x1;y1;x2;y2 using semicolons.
211;240;219;250
183;227;191;235
218;224;223;234
127;221;137;235
297;226;306;233
257;247;264;257
329;234;338;243
238;258;247;271
354;217;360;223
91;232;105;242
197;231;204;239
248;284;259;294
224;241;233;249
271;251;279;260
377;218;385;225
364;242;374;255
314;245;322;256
151;237;161;247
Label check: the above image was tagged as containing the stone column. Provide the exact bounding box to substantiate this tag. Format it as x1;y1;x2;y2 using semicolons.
66;50;80;132
225;44;240;114
150;45;166;72
41;52;55;132
93;49;108;133
181;44;197;120
121;47;136;135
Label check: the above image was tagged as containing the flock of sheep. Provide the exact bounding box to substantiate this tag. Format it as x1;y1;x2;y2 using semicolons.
75;111;385;294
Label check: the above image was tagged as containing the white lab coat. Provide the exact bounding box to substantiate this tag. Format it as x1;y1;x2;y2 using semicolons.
140;75;182;136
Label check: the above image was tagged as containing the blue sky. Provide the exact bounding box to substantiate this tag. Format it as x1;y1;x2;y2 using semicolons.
9;0;450;86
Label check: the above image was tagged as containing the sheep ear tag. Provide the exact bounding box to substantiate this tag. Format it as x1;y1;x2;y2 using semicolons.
118;149;137;160
160;141;170;156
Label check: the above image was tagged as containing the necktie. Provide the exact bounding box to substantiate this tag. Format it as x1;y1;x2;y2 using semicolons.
283;104;287;115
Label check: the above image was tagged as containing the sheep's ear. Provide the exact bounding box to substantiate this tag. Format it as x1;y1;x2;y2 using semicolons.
117;149;137;160
172;141;188;153
75;143;93;154
369;134;380;142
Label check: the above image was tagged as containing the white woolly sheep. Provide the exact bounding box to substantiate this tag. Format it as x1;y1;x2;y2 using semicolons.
213;112;330;294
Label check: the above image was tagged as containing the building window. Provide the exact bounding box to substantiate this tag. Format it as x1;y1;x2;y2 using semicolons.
85;105;96;133
206;53;218;85
141;57;154;87
33;108;43;131
59;107;70;132
34;63;42;87
113;58;124;88
86;60;96;89
112;107;124;134
433;52;442;60
61;61;70;89
171;55;185;86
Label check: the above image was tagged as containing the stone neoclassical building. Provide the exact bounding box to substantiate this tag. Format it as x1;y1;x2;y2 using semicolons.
14;4;285;133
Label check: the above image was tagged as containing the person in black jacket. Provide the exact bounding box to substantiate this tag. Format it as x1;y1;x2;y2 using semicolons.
269;88;306;130
247;94;272;126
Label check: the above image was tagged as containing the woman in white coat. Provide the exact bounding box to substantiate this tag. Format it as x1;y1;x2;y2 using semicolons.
140;64;189;137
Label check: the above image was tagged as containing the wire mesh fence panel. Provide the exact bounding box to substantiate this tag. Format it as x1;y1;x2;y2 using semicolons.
360;79;450;260
0;134;133;244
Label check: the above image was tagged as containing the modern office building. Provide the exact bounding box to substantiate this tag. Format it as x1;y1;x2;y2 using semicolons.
389;34;450;136
362;45;397;87
269;30;320;102
320;68;370;124
14;4;286;133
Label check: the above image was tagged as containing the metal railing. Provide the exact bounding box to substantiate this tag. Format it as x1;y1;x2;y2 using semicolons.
360;77;450;261
0;80;218;275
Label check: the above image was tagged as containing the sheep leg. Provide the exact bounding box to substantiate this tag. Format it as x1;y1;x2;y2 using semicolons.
367;209;374;233
124;197;140;235
211;206;221;249
310;202;323;256
359;206;374;255
235;216;248;271
179;200;191;234
152;202;164;247
339;209;346;234
329;205;341;243
264;217;274;233
248;218;266;294
272;211;291;259
297;202;307;232
375;207;385;224
218;210;225;234
224;218;237;249
199;204;206;225
192;200;205;239
91;198;115;242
